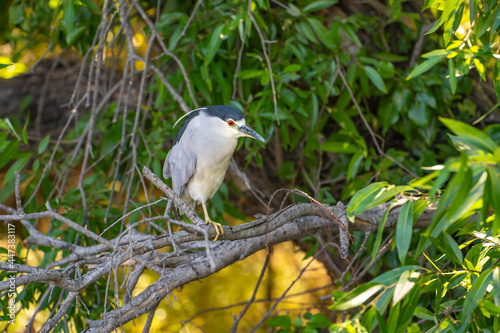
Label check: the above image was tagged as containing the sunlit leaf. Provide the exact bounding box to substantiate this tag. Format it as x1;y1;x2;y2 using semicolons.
486;167;500;234
346;182;389;221
462;268;493;319
392;270;420;305
440;117;498;153
331;283;384;310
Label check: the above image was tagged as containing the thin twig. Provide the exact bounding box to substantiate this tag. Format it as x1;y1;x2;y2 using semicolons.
336;56;417;178
249;238;333;333
232;4;250;100
28;39;53;73
247;1;279;124
14;171;23;215
230;253;270;333
169;0;203;51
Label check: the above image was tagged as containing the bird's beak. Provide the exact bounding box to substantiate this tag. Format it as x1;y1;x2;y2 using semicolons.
238;125;265;142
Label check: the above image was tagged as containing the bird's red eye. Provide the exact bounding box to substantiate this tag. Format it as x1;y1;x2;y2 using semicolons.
227;120;235;126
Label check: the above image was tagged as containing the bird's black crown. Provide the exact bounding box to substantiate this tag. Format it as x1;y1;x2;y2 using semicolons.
204;105;245;122
173;105;244;144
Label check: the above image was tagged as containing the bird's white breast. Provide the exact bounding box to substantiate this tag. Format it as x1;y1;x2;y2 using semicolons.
182;115;238;204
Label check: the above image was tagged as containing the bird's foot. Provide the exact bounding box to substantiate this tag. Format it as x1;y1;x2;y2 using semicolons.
205;219;224;241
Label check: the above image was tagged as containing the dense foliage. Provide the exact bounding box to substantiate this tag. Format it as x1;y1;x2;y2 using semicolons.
0;0;499;331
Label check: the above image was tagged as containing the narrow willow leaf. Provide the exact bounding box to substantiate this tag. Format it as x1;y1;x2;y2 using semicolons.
392;270;420;305
462;268;493;319
346;182;389;221
372;265;424;286
448;58;457;94
371;201;396;262
363;65;387;94
491;6;500;38
204;24;225;66
38;135;51;154
440;117;498;153
303;0;338;13
396;200;414;264
494;61;500;102
443;233;463;264
407;56;445;80
331;283;384;310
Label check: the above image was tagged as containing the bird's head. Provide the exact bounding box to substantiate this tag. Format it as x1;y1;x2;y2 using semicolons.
174;105;265;143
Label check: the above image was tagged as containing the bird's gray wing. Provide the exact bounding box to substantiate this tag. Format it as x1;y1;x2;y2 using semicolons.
163;143;197;196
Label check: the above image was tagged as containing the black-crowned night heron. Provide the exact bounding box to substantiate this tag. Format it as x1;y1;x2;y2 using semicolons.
163;105;265;240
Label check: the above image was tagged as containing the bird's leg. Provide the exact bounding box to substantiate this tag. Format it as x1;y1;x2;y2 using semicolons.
201;202;224;241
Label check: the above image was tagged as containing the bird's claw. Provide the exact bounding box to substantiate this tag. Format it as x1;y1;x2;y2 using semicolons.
205;219;224;241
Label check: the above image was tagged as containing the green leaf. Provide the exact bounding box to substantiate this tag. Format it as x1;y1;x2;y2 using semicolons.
21;128;28;145
0;179;15;203
346;182;389;221
238;69;264;79
414;306;435;321
408;103;428;127
298;20;319;43
331;283;384;310
343;24;361;46
282;64;301;73
0;140;19;169
0;131;7;148
448;58;457;94
204;24;225;67
494;61;500;102
0;63;10;69
493;267;500;307
486;166;500;234
303;0;338;13
268;315;292;327
440;117;498;154
372;266;424;286
308;314;332;328
492;6;500;38
462;268;493;319
4;154;29;185
396;200;414;264
38;135;50;154
363;66;387;94
66;25;86;46
62;1;75;31
347;152;363;181
422;50;449;58
371;201;395;262
310;93;318;126
443;233;463;264
286;3;301;17
426;14;445;35
307;17;333;48
80;0;102;13
407;56;445;80
322;141;359;154
392;270;420;306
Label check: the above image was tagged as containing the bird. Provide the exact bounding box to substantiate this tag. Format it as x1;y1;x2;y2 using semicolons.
163;105;265;241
